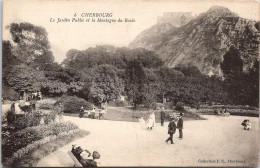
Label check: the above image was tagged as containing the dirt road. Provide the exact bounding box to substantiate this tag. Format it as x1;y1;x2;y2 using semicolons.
36;115;259;167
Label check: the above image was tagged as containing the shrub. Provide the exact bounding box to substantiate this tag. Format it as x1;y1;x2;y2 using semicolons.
57;95;93;113
2;121;78;158
10;112;42;131
6;110;16;125
165;102;175;110
43;111;56;124
10;110;59;131
175;102;185;111
143;97;157;109
36;99;57;110
108;100;126;107
2;86;20;101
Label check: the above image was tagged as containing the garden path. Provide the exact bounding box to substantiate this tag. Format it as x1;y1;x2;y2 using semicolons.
36;115;259;167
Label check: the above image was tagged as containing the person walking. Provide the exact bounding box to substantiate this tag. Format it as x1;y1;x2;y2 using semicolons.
177;113;184;139
160;107;166;126
151;111;155;128
166;116;177;144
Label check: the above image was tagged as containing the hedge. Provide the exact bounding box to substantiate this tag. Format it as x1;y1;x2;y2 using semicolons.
108;100;126;107
2;121;78;159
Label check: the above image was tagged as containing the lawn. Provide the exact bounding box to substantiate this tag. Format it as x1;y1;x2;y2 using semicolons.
63;106;205;122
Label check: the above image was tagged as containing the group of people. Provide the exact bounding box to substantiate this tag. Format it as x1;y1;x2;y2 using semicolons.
138;111;156;131
214;107;230;116
71;144;101;167
20;91;42;102
79;107;106;119
166;112;184;144
31;91;42;100
138;107;184;144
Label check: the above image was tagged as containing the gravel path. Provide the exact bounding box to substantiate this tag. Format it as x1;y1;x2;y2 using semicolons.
36;115;259;167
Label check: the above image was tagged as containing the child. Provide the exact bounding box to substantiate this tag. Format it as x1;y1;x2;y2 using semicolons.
139;116;146;129
241;118;251;130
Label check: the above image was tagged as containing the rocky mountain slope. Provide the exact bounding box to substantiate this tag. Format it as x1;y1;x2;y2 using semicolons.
129;6;259;75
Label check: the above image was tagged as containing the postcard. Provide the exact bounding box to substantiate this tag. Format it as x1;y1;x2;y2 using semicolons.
2;0;259;167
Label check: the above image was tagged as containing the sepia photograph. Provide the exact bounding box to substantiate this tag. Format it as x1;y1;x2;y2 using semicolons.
1;0;259;167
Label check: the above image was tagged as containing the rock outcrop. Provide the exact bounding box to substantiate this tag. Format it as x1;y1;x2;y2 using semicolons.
129;6;259;75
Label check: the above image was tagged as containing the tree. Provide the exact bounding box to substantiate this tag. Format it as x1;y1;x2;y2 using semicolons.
2;40;21;69
247;60;259;107
174;66;202;78
5;64;46;93
2;40;23;86
220;46;243;76
8;22;54;69
84;64;123;106
61;49;81;68
155;67;184;102
125;60;148;109
220;46;259;106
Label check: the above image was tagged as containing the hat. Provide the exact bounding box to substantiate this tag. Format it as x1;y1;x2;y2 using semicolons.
93;151;101;159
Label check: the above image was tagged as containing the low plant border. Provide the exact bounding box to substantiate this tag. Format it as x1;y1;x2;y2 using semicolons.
3;129;89;167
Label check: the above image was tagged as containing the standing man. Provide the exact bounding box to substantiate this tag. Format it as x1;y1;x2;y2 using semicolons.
79;106;84;118
166;116;177;144
160;107;166;126
177;113;184;139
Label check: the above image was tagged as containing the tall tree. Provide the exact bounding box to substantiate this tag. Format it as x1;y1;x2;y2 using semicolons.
220;46;243;76
83;64;123;106
5;64;46;93
125;60;148;109
8;22;54;70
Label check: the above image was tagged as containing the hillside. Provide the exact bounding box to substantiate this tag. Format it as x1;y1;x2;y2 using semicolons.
129;6;259;75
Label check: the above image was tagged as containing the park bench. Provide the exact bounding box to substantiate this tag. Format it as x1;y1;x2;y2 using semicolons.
67;151;83;167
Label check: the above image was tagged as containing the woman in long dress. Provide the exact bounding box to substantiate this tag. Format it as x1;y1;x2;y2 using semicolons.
147;112;154;130
151;112;155;128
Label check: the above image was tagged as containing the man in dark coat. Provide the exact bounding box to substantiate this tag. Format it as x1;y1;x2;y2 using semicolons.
160;107;166;126
79;106;85;118
177;113;184;139
165;117;177;144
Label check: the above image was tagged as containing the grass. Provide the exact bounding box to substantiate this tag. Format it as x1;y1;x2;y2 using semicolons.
8;129;89;167
63;106;205;122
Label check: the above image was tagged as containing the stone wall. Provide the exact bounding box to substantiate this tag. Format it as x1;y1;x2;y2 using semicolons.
157;12;193;27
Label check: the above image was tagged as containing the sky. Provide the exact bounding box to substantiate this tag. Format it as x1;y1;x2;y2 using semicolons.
3;0;259;63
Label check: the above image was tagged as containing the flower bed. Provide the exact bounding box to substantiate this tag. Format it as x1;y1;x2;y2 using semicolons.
2;121;78;161
9;110;58;131
198;108;259;117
